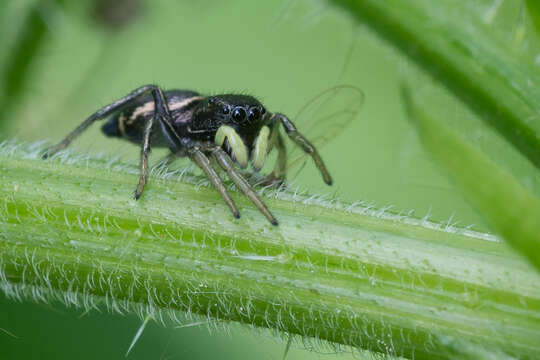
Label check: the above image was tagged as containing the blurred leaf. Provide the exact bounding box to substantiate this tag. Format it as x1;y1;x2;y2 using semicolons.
330;0;540;169
402;85;540;272
0;0;65;131
525;0;540;36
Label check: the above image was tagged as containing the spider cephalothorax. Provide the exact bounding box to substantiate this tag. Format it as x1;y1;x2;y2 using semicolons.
42;85;335;225
189;94;270;169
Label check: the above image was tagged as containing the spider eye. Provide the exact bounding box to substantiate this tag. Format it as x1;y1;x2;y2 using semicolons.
222;106;230;114
208;97;215;104
248;107;260;122
232;107;246;122
260;106;266;115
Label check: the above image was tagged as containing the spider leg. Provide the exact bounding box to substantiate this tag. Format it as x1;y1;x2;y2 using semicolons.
136;105;188;199
275;113;332;185
42;84;172;158
133;85;194;199
211;146;278;226
189;146;240;219
135;115;154;199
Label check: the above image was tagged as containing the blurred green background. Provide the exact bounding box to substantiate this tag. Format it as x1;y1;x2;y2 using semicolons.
0;0;537;358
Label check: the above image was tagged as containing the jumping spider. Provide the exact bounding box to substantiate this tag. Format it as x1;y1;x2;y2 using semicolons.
42;85;338;225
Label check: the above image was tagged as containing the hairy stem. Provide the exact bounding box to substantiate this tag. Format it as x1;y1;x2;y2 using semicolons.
1;140;539;359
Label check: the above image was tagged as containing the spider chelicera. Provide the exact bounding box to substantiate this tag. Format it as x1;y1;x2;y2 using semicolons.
42;85;346;225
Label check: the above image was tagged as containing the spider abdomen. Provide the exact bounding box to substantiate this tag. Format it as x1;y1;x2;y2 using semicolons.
101;89;202;147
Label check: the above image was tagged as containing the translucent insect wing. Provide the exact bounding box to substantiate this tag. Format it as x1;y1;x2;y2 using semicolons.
285;85;365;173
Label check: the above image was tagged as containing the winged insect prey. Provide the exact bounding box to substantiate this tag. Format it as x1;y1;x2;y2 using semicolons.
42;85;364;225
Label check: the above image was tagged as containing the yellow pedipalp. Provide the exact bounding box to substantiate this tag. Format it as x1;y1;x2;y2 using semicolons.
215;125;248;168
252;125;270;171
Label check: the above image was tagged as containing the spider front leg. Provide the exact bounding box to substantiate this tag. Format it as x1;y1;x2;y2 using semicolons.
211;146;278;225
274;113;332;185
188;146;240;219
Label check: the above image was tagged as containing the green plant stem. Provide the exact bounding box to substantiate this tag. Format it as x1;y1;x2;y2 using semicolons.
1;141;540;359
329;0;540;168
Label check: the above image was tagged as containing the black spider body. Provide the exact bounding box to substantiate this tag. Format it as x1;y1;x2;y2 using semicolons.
102;90;201;147
101;90;269;160
43;84;334;225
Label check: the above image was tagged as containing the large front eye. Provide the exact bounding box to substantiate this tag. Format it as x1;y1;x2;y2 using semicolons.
232;107;246;122
222;106;230;114
248;107;260;122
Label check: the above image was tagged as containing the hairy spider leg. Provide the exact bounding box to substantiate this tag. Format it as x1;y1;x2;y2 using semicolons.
274;113;333;185
135;114;154;199
188;146;240;219
211;146;278;225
